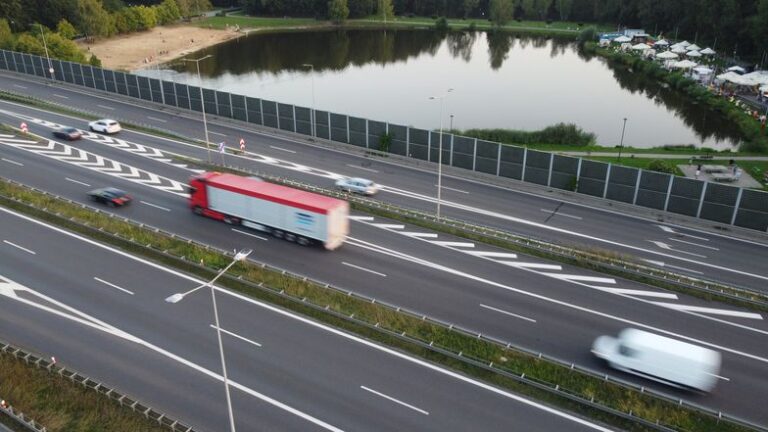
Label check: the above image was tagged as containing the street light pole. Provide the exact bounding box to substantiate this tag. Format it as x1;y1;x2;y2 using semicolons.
38;25;54;81
449;114;454;131
166;248;252;432
618;117;627;162
183;55;213;163
302;64;316;139
429;88;453;219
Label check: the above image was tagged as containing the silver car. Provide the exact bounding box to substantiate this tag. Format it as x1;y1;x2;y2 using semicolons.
88;119;121;134
335;177;380;195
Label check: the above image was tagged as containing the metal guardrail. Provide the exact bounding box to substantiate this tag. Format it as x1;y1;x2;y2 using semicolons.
0;342;195;432
0;178;764;431
0;400;46;432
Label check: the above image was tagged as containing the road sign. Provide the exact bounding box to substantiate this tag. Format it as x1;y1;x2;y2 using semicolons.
20;122;28;133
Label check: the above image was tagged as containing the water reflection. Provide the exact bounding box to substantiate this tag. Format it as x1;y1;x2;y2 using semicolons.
142;29;740;148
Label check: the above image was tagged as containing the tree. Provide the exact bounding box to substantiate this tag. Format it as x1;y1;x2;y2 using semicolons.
0;0;26;32
328;0;350;23
348;0;374;18
188;0;213;17
175;0;191;18
14;33;46;56
56;19;78;39
0;19;15;50
89;53;102;67
45;32;87;62
77;0;115;39
377;0;395;20
156;0;182;25
489;0;514;26
556;0;572;20
132;5;158;30
463;0;480;18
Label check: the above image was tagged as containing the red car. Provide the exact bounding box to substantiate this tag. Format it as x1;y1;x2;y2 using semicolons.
87;187;132;207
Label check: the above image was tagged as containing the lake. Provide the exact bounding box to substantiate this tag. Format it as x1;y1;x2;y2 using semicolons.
138;29;740;149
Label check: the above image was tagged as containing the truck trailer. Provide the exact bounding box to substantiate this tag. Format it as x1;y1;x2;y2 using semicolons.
189;172;349;250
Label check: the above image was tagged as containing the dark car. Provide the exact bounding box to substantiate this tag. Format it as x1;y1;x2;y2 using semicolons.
87;187;132;207
53;127;82;141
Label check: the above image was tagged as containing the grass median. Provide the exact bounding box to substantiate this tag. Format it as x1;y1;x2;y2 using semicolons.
0;176;757;432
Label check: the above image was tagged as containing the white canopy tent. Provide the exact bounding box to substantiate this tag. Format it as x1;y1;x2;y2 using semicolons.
686;44;702;51
700;47;716;55
614;35;632;43
654;39;669;46
672;46;688;54
693;66;714;75
673;41;691;48
656;51;679;59
717;71;753;86
740;71;768;86
632;43;651;50
727;65;747;74
672;60;698;69
686;50;703;58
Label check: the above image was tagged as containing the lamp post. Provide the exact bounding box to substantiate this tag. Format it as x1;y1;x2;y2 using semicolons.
618;117;627;162
449;114;454;131
302;64;316;139
429;88;453;219
38;25;54;81
182;55;213;163
166;248;252;432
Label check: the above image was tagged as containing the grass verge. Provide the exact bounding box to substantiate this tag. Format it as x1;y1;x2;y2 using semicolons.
0;176;759;431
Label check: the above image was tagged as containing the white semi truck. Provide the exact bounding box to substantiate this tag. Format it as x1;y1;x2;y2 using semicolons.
188;172;349;250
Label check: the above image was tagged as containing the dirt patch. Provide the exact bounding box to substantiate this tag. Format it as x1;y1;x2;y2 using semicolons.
78;25;241;72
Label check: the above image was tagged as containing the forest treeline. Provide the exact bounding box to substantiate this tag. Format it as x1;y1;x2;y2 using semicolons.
0;0;767;60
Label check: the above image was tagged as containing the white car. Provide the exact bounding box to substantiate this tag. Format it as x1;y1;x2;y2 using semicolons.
335;177;380;195
88;119;121;134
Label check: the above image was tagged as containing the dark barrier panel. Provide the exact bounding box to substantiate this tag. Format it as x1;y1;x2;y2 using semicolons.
452;136;474;170
0;51;7;70
499;145;524;180
126;74;141;99
734;189;768;231
51;59;64;81
551;155;579;190
22;54;34;76
368;120;386;151
175;83;190;110
81;65;95;88
245;97;262;125
148;78;162;103
114;71;128;95
429;131;452;165
606;165;639;204
278;103;295;132
216;91;232;118
577;160;608;197
32;56;45;77
202;88;217;116
262;100;278;128
409;128;429;151
103;69;116;93
699;183;738;224
161;81;176;106
635;171;670;210
231;94;247;122
523;149;551;186
330;113;348;143
315;110;329;139
295;106;311;135
349;116;367;147
71;63;84;86
137;76;152;101
666;177;703;217
389;124;408;157
93;67;106;91
62;61;74;83
475;140;499;175
188;85;203;112
11;52;23;73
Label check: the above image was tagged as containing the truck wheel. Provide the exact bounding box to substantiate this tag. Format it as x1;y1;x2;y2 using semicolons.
297;236;310;246
285;233;297;242
272;229;284;239
193;206;203;215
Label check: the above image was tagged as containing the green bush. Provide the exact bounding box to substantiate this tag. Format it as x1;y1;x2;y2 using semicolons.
577;26;596;46
434;16;448;31
461;123;596;147
647;159;676;174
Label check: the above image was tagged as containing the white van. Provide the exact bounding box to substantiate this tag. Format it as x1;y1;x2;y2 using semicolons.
592;328;722;392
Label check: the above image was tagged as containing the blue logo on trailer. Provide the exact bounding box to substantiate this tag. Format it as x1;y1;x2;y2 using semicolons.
296;212;314;227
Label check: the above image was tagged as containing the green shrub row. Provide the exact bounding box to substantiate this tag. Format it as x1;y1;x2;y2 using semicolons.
458;122;597;147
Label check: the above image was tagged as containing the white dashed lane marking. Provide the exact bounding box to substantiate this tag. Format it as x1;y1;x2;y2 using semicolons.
342;262;387;277
480;304;537;323
360;386;429;416
3;240;36;255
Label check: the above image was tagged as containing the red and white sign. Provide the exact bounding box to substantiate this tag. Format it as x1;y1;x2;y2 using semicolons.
20;122;28;133
239;138;245;152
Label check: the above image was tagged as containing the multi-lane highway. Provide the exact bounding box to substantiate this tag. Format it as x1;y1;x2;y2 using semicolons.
1;102;768;428
1;72;766;294
1;208;616;431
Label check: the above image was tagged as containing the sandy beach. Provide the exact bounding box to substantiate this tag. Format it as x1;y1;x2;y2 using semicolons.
78;25;241;72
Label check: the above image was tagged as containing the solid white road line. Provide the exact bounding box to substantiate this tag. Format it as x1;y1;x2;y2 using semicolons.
540;208;583;220
360;386;429;416
65;177;91;187
592;287;678;300
97;104;115;110
53;94;69;99
372;223;405;230
140;201;171;212
1;158;23;166
342;262;387;277
209;131;227;137
147;116;167;123
270;145;297;154
480;304;537;323
93;277;134;295
348;216;375;221
402;232;438;238
466;251;518;259
346;164;379;173
3;240;35;255
436;185;469;194
652;303;764;320
668;238;719;251
543;274;616;284
501;262;562;271
431;241;475;248
231;228;268;241
210;324;262;348
12;84;27;89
